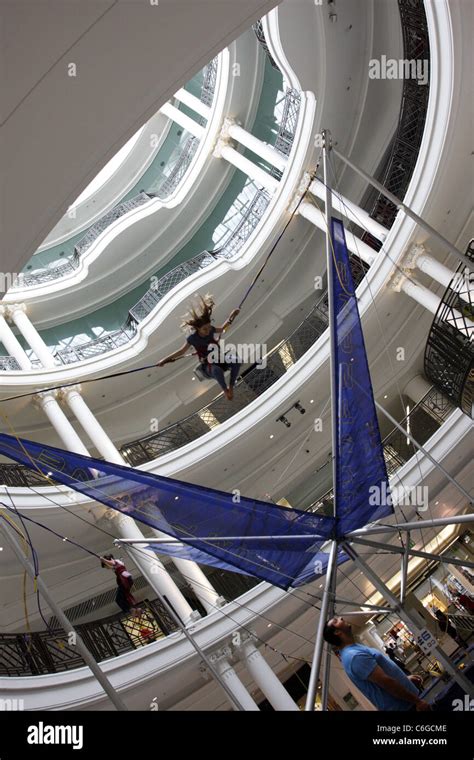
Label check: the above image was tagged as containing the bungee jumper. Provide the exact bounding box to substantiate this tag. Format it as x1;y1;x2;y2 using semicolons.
157;294;241;400
100;553;143;617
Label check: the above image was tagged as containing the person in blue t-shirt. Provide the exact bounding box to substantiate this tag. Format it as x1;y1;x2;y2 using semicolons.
157;294;241;400
323;616;431;711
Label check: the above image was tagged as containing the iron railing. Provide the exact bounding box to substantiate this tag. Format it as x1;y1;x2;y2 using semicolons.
0;356;21;371
357;0;430;248
0;572;258;677
12;194;152;290
54;189;271;364
424;241;474;417
14;252;81;288
253;20;280;71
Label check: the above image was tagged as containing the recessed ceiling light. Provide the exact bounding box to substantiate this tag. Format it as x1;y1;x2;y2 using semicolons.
383;394;388;399
267;623;272;628
269;434;274;439
0;547;3;551
435;501;439;505
310;399;314;404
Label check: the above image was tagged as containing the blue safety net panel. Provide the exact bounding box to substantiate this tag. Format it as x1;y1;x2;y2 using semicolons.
331;217;394;536
0;433;337;589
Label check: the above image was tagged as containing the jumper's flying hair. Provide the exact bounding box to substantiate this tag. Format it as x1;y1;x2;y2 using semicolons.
181;293;215;331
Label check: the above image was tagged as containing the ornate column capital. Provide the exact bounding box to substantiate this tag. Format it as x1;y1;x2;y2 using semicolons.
58;383;82;402
389;269;409;292
212;116;237;159
403;242;428;270
208;645;233;667
32;389;60;408
231;629;257;653
5;302;27;321
288;171;313;214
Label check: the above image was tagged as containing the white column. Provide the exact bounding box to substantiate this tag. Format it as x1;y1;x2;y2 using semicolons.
174;88;211;120
34;391;91;456
62;385;221;615
61;385;124;464
149;539;225;615
298;200;376;265
209;647;260;711
0;306;32;369
415;252;471;304
400;278;471;337
309;178;388;242
240;635;299;711
7;304;56;368
160;102;205;139
218;143;279;191
226;121;288;172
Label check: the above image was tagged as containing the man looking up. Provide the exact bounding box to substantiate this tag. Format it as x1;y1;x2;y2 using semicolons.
323;616;431;711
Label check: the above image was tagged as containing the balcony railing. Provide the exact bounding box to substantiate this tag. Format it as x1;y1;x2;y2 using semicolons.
356;0;430;248
424;241;474;418
253;19;280;71
53;189;271;364
0;356;21;371
0;572;259;677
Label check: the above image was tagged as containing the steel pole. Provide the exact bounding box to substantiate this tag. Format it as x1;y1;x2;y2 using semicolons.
321;558;337;711
122;545;246;711
350;536;474;570
305;540;338;711
347;513;474;538
400;531;410;604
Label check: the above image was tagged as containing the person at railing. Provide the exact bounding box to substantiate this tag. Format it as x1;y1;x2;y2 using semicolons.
100;554;143;617
157;294;241;400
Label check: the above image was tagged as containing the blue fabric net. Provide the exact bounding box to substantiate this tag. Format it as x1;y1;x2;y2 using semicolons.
331;217;393;536
0;432;338;589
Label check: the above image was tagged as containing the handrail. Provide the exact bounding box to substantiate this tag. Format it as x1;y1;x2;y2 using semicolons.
0;574;258;677
424;241;474;417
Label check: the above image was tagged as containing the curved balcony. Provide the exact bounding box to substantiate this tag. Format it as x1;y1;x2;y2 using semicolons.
0;574;258;678
0;81;304;373
424;241;474;418
9;59;220;292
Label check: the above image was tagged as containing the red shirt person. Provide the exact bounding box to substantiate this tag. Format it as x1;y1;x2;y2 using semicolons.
100;554;141;615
